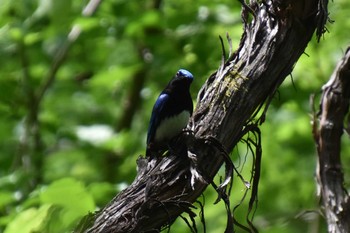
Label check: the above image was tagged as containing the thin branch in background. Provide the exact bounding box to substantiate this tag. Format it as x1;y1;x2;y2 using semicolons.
37;0;103;104
83;0;102;16
16;40;43;188
312;46;350;233
14;0;103;193
115;0;163;132
116;67;147;131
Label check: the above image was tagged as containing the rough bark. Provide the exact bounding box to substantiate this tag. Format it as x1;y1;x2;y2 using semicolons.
81;1;329;232
312;47;350;233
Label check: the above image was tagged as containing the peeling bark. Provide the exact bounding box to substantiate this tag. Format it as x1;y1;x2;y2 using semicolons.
78;1;329;232
313;47;350;233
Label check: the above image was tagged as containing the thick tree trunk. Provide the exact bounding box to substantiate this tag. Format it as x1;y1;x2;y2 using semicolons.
80;1;329;232
313;47;350;233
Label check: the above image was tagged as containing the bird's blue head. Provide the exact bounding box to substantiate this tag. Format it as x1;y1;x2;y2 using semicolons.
176;69;194;83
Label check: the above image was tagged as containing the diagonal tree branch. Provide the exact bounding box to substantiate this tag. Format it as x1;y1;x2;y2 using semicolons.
312;47;350;233
81;1;329;232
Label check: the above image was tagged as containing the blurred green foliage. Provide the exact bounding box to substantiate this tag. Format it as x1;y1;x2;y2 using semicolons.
0;0;349;232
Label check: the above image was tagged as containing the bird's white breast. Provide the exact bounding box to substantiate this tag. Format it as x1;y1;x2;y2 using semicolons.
155;111;190;142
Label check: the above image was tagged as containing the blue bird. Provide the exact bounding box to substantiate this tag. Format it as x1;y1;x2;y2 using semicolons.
146;69;194;158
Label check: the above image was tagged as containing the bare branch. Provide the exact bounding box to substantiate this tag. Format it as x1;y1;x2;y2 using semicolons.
36;0;102;103
313;46;350;233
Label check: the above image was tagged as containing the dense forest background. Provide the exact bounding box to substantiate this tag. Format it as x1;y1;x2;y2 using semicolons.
1;0;350;232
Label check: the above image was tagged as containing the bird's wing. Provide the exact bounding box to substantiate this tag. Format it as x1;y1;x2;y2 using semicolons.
147;93;170;145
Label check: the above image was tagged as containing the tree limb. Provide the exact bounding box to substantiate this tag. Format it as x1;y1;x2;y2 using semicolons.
82;1;329;232
312;46;350;233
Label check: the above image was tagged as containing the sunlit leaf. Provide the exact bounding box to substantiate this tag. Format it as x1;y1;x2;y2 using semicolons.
73;18;100;32
4;205;51;233
40;178;95;226
0;192;15;208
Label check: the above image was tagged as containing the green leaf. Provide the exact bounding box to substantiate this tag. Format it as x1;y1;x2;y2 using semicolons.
24;32;42;45
9;27;23;41
141;10;162;27
0;191;16;208
4;204;51;233
40;178;95;226
73;17;100;32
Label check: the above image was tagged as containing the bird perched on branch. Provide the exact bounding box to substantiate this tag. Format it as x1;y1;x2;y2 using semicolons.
146;69;194;158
